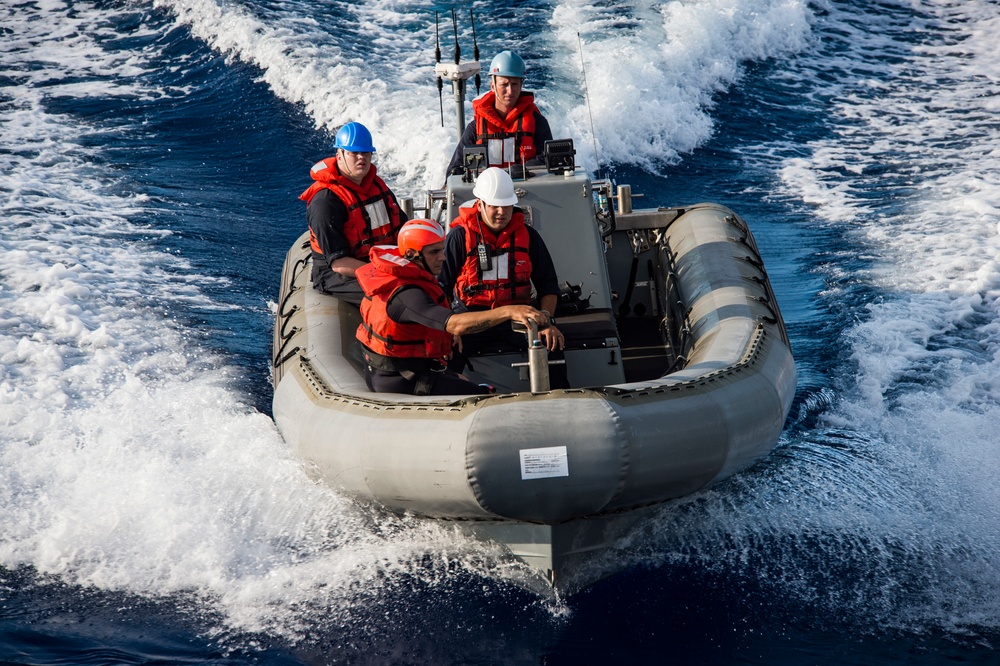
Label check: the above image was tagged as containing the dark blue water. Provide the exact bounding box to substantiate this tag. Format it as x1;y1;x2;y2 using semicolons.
4;0;1000;663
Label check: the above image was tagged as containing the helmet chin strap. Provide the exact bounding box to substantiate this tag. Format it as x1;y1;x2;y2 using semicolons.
416;251;431;272
338;149;353;178
405;249;430;272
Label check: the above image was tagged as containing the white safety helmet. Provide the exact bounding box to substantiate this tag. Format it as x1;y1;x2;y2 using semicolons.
472;167;519;206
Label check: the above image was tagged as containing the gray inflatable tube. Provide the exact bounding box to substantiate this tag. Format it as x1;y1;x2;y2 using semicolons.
271;203;797;526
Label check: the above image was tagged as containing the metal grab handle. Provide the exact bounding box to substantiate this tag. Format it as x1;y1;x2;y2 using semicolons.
517;319;550;393
525;319;550;393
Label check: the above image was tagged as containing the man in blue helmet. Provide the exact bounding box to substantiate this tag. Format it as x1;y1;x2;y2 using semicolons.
300;121;407;305
444;50;553;177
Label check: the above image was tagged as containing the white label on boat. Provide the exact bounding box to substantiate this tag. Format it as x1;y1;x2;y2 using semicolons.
519;446;569;480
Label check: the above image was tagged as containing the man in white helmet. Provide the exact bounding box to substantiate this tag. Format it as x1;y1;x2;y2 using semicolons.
440;168;567;384
445;50;553;177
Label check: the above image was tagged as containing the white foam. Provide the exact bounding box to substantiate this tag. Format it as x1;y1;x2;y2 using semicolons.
549;0;812;169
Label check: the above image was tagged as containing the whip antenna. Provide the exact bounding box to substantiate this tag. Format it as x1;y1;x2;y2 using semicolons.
470;9;481;94
435;12;444;126
577;32;602;180
451;9;460;64
433;11;481;141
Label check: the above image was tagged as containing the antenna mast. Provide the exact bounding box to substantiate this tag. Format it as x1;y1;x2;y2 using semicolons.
435;12;443;126
433;10;481;142
470;9;481;95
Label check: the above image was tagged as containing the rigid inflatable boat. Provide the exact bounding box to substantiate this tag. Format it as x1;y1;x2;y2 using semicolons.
272;27;794;586
271;152;797;585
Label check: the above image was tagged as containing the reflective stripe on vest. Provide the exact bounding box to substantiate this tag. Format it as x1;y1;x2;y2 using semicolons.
300;158;403;260
452;207;533;308
355;248;453;360
472;92;539;168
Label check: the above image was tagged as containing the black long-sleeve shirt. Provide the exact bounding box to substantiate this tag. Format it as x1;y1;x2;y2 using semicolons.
439;222;560;307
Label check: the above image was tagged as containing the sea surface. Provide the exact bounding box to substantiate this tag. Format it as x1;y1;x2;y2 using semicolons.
3;0;1000;663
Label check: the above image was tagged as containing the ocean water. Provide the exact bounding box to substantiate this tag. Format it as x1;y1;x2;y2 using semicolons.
3;0;1000;663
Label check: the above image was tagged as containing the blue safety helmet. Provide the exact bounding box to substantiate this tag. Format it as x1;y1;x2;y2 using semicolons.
333;121;376;153
488;51;526;79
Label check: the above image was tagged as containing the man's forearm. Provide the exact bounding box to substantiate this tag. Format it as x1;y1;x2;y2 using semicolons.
446;308;509;335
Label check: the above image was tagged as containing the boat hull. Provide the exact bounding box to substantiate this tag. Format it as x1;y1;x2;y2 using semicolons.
272;184;796;584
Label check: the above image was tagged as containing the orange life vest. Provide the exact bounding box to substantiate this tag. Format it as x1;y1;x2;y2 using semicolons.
355;247;453;359
472;91;539;168
300;158;403;260
451;205;533;308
